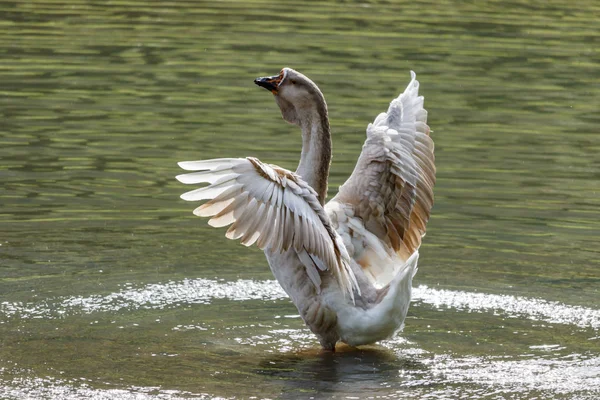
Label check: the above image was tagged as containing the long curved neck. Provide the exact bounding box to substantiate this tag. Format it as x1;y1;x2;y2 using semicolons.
295;103;331;205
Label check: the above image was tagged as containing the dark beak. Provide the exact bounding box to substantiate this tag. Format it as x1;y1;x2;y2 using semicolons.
254;75;281;94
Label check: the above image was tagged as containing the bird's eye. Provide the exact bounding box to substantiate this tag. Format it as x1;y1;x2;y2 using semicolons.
290;79;297;85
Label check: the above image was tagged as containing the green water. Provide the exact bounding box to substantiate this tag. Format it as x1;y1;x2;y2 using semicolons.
1;1;599;398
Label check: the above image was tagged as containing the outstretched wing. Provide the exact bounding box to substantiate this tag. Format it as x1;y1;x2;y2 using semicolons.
326;71;435;287
176;157;358;300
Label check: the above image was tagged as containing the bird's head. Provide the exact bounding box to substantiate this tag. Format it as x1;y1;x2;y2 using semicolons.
254;68;327;126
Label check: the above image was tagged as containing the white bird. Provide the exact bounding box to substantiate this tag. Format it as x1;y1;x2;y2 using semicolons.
176;68;435;351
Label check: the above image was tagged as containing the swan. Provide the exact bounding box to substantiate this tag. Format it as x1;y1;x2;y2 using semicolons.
176;68;435;351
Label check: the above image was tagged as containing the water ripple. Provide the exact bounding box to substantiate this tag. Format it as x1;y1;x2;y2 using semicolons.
422;353;600;398
415;285;600;330
2;280;599;331
0;375;217;400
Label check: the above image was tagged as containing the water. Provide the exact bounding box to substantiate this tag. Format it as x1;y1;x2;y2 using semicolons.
1;0;599;398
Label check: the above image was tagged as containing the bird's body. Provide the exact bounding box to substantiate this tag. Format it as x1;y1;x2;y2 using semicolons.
177;68;435;350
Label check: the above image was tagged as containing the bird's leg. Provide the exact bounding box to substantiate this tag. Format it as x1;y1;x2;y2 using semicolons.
319;339;337;352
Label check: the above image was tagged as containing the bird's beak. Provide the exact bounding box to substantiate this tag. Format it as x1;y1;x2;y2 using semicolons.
254;74;281;94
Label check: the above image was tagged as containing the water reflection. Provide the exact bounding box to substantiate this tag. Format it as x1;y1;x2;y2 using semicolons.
257;346;423;398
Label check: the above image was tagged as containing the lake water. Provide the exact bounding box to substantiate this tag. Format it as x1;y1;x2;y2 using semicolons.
1;0;599;398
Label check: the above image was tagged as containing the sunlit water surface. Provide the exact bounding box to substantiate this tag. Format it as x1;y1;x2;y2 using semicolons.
1;0;599;399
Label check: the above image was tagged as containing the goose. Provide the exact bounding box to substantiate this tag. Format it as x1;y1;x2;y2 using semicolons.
176;68;435;351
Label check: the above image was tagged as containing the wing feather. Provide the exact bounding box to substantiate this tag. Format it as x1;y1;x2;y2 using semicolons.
177;157;358;300
327;71;436;288
240;201;267;246
282;207;295;251
256;203;276;249
180;178;240;201
206;192;248;227
298;250;322;291
271;205;285;251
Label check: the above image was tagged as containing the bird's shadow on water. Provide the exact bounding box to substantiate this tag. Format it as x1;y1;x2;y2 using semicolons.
255;344;426;398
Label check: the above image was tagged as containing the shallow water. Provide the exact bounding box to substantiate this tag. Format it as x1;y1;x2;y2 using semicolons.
1;0;599;398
